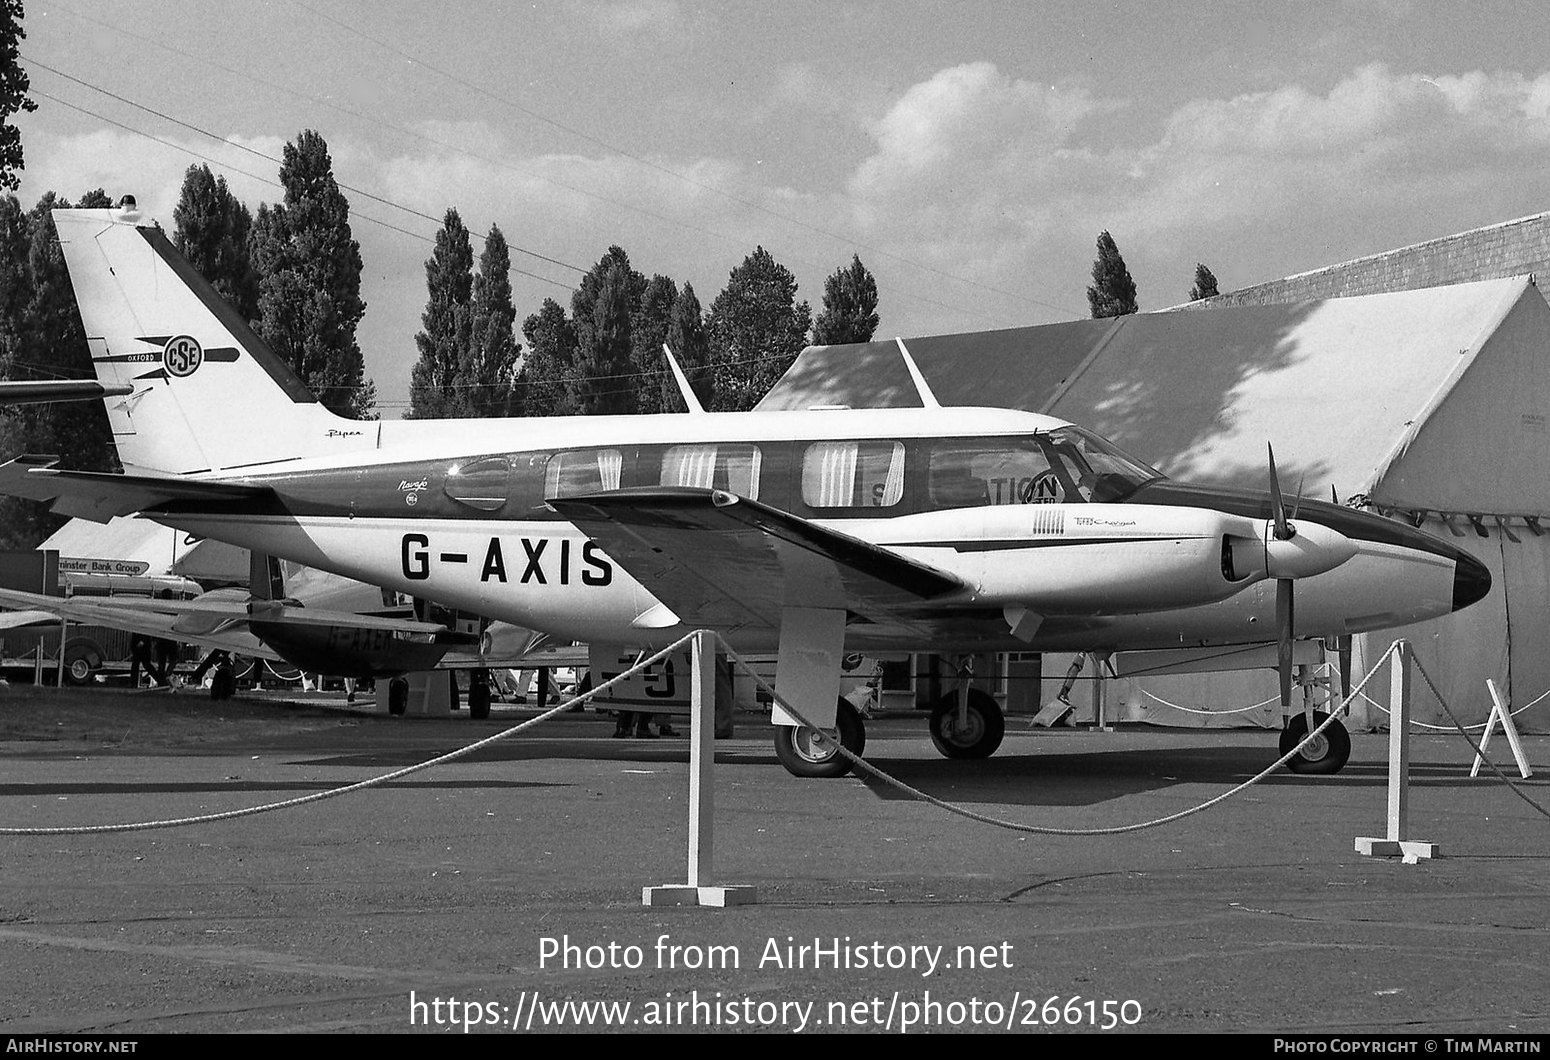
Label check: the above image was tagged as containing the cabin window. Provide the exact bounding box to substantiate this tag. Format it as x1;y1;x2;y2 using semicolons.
443;455;512;511
801;441;904;508
929;442;1065;507
546;449;623;498
660;444;762;499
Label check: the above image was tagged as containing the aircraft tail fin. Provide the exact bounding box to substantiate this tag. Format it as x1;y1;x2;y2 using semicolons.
53;202;377;476
248;550;286;602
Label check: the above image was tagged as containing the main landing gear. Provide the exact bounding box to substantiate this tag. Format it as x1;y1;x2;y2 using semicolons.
929;688;1006;759
773;698;866;779
1279;710;1352;775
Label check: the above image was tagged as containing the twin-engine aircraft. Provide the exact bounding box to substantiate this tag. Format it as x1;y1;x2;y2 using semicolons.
0;201;1492;777
0;545;566;713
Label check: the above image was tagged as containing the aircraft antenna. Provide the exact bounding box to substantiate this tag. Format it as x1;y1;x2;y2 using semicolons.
894;337;941;409
662;344;706;414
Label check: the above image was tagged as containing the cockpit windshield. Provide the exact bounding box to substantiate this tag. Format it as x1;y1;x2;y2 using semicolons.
1036;427;1163;504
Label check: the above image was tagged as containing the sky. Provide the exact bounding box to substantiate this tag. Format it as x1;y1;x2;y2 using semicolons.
11;0;1550;416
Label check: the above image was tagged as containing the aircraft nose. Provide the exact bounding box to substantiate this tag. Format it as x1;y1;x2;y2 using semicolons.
1453;550;1492;611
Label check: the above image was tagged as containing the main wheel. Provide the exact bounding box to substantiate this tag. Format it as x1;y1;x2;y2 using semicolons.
1280;711;1351;775
773;698;866;779
63;644;102;686
930;689;1006;759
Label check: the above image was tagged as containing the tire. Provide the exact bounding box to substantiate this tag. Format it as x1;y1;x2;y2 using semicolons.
63;644;102;686
387;677;409;717
209;661;236;701
468;670;491;720
1280;711;1351;775
773;698;866;779
929;689;1006;759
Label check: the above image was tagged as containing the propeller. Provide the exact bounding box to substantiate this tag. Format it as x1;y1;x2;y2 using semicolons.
1268;445;1297;711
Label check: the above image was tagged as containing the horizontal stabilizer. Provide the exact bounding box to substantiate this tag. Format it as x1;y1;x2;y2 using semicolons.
0;455;272;522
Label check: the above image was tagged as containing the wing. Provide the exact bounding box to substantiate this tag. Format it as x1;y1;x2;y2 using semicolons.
0;585;282;661
550;487;965;637
0;455;271;522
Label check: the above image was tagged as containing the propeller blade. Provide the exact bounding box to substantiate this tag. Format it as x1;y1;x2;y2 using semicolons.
1267;444;1293;540
1337;634;1352;698
1276;577;1295;710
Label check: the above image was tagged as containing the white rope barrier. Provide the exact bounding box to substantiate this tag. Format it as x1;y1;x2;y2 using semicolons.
0;633;700;836
715;634;1396;837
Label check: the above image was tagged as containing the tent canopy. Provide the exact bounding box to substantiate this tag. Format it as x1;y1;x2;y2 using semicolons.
760;276;1550;514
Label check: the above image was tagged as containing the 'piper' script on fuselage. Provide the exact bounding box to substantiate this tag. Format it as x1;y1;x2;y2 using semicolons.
400;533;613;586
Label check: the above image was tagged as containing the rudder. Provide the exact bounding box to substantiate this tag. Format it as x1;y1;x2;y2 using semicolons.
54;201;375;475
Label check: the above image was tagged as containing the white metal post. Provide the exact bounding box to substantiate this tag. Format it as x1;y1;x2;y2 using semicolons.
687;629;714;887
1357;641;1438;862
643;630;756;907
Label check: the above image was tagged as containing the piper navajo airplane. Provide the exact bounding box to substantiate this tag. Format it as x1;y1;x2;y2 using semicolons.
0;200;1492;777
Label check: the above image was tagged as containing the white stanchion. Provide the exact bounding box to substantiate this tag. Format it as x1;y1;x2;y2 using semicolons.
1472;680;1534;780
1356;641;1439;864
643;630;757;907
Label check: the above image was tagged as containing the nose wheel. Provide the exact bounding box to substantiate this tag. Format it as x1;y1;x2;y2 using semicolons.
1279;710;1351;775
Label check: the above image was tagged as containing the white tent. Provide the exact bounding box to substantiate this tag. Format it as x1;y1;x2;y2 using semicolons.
40;516;248;585
761;277;1550;731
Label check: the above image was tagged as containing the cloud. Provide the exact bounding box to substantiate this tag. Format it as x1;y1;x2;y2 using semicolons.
569;0;688;40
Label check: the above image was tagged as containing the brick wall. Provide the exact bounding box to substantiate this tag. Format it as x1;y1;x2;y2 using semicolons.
1189;212;1550;308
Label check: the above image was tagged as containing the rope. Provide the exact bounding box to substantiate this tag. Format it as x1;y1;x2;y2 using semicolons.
0;634;699;836
715;634;1396;837
1359;680;1544;732
1138;689;1277;716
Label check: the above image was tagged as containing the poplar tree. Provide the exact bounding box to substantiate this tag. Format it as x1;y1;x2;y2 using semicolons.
173;164;258;322
1189;263;1220;302
569;259;637;415
705;246;811;411
464;223;521;417
250;130;375;418
811;254;879;345
0;1;36;192
407;208;473;419
1086;230;1139;318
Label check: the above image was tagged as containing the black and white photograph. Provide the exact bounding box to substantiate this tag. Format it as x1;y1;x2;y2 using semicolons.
0;0;1547;1040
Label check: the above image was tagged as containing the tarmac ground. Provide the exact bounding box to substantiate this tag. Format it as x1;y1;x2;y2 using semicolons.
0;685;1547;1036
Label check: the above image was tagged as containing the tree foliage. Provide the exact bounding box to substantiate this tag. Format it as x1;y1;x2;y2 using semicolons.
0;1;37;193
520;298;577;417
0;189;117;546
811;254;879;346
464;224;521;417
172;164;258;322
407;209;473;419
1188;262;1220;302
250;130;375;418
1086;230;1138;318
632;273;678;415
704;246;811;412
663;282;712;412
569;257;638;416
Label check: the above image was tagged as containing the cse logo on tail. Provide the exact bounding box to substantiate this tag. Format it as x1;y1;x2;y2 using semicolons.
163;335;204;378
